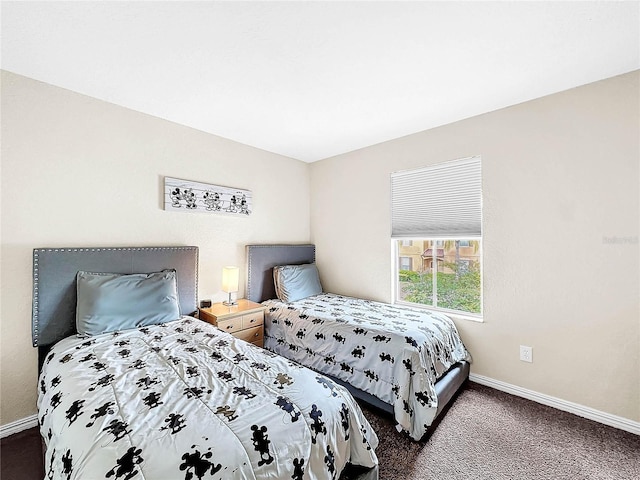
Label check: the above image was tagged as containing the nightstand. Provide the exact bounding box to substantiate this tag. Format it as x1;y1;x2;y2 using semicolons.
199;299;267;347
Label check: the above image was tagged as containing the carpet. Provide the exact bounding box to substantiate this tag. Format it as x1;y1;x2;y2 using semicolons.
360;382;639;480
2;382;638;480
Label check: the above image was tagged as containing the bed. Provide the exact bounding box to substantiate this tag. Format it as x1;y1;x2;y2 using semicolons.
33;246;379;480
246;244;472;441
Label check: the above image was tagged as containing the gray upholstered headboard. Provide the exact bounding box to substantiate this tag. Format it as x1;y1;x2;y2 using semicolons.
32;246;199;351
246;244;316;303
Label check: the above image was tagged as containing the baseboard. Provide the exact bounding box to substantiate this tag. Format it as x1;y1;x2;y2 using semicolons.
469;373;640;436
3;377;638;438
0;414;38;439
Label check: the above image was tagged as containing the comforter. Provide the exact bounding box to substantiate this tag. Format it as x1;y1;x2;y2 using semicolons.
263;293;471;440
38;317;378;480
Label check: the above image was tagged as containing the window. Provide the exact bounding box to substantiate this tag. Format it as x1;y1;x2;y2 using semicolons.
391;156;482;317
395;239;481;315
401;240;412;247
399;256;412;271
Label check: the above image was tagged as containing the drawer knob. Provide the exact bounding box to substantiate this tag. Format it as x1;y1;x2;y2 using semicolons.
226;326;233;330
254;333;259;337
250;319;255;323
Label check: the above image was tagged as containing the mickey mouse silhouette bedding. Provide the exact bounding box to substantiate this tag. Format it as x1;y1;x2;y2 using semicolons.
38;317;378;480
263;293;472;441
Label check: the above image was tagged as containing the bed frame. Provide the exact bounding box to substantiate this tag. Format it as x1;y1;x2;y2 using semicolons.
31;246;199;371
31;245;378;480
246;243;470;437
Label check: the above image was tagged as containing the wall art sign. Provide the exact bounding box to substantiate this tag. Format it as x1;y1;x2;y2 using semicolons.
164;177;252;216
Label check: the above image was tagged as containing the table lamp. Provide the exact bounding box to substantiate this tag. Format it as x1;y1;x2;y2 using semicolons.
222;266;239;306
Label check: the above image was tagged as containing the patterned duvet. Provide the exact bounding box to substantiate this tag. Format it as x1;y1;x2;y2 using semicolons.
263;293;471;440
37;317;378;480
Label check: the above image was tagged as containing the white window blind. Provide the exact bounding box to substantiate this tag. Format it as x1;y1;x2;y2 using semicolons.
391;156;482;238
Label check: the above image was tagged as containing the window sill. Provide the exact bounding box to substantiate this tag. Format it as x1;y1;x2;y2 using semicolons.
394;300;484;323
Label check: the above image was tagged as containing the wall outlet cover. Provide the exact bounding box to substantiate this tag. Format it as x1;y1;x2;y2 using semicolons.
520;345;533;363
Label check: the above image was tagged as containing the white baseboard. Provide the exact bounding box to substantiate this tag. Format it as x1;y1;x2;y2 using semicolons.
2;377;638;438
0;414;38;439
469;373;640;436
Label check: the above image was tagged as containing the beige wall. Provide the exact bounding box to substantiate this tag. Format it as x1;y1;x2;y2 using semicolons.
310;71;640;422
2;69;638;428
0;71;310;425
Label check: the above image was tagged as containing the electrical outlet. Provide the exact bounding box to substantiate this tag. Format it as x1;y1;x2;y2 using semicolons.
520;345;533;363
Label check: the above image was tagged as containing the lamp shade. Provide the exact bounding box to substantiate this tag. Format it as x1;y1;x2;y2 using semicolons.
221;266;239;293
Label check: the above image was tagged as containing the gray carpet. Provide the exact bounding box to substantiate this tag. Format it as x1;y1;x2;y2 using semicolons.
360;382;639;480
2;382;638;480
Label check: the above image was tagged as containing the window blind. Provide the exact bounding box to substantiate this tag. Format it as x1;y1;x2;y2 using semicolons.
391;156;482;238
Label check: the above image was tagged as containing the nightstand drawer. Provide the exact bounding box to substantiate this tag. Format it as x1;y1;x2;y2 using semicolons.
198;300;266;347
217;317;242;334
234;325;263;344
242;311;264;329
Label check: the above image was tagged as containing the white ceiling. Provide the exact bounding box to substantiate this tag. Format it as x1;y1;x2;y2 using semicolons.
2;1;639;162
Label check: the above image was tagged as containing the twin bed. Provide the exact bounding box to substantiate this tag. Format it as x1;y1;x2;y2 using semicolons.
33;244;471;480
246;244;471;441
33;247;378;480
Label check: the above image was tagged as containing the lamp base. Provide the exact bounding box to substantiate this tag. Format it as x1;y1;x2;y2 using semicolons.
222;292;237;306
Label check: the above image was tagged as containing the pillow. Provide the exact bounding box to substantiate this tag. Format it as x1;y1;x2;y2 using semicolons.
273;263;323;303
76;269;181;336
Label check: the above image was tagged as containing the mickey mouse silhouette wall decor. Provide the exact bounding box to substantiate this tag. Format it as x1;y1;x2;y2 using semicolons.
164;177;252;216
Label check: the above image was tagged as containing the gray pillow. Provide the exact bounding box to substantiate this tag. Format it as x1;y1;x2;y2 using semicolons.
273;263;323;303
76;269;181;336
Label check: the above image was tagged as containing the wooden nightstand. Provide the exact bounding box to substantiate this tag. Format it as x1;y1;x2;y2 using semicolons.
199;299;267;347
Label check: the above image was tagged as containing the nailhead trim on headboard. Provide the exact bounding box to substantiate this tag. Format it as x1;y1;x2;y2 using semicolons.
33;249;40;343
